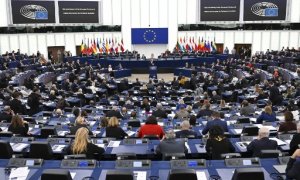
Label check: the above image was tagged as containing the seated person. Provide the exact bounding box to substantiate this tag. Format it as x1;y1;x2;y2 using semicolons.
240;100;255;116
211;91;221;104
174;106;190;120
256;106;276;124
67;127;105;159
196;101;214;118
156;129;187;154
289;123;300;155
70;116;93;135
206;125;235;159
278;111;297;133
189;115;197;126
0;106;14;122
202;112;228;135
247;127;277;157
99;117;109;128
286;149;300;180
152;103;167;119
106;106;123;119
138;116;164;139
175;120;197;138
8;115;29;136
106;117;128;139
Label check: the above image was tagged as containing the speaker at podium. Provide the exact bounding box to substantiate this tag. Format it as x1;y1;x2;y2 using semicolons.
149;66;157;79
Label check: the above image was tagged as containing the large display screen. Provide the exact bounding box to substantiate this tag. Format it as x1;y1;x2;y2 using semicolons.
244;0;287;21
11;0;56;24
131;28;168;44
200;0;240;21
58;1;99;23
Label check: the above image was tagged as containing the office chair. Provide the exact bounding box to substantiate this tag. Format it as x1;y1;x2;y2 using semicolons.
168;169;197;180
237;117;250;124
260;150;282;158
162;153;186;160
40;127;57;138
0;131;13;137
106;170;134;180
127;120;141;127
41;169;72;180
241;126;259;136
29;141;53;160
143;134;160;140
0;140;13;158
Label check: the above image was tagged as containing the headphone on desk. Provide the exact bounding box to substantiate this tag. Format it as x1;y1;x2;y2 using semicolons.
209;175;222;180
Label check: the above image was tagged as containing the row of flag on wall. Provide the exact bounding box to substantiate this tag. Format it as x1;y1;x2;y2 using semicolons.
176;37;217;52
80;38;125;55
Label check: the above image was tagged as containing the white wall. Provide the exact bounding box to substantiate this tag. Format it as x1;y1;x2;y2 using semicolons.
0;0;300;56
0;32;122;56
178;30;300;54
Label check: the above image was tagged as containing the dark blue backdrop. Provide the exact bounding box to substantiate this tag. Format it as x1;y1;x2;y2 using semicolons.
131;28;168;44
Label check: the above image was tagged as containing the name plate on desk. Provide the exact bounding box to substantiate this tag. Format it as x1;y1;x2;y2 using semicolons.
171;159;206;169
123;139;148;145
115;160;151;169
10;137;34;143
225;158;260;167
92;138;115;144
8;158;43;167
61;159;97;168
47;138;71;144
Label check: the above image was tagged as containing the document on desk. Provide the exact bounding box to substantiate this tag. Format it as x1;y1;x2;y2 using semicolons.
254;124;277;131
126;130;136;136
133;171;147;180
11;143;29;152
285;140;291;144
0;127;8;132
196;171;207;180
57;131;69;136
107;141;121;147
270;138;286;146
185;142;191;153
9;167;29;180
52;144;67;153
233;129;243;135
70;172;76;179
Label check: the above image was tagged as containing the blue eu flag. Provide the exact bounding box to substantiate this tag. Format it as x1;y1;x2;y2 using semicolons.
35;11;48;20
131;28;168;44
265;8;278;17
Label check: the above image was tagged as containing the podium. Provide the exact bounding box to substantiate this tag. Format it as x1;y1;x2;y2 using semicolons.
149;66;157;79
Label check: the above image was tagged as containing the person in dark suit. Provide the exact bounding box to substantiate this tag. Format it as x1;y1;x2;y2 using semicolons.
70;116;93;135
152;103;167;119
106;117;128;139
202;112;228;135
211;91;221;104
289;123;300;155
286;149;300;180
8;115;29;136
269;81;283;105
247;127;278;157
196;102;214;118
175;120;197;138
27;87;42;115
9;92;26;115
206;125;235;159
256;105;277;124
105;106;123;119
67;127;105;159
156;129;187;155
0;106;14;122
240;100;255;116
278;111;297;133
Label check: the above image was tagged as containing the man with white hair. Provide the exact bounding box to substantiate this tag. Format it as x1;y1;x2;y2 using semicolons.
289;123;300;154
155;129;187;155
175;120;197;138
152;103;167;119
247;126;277;157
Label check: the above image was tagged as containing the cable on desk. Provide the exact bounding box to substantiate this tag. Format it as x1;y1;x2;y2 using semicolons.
270;172;284;180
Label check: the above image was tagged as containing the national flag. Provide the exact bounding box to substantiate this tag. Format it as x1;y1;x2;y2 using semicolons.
92;39;97;54
105;38;110;53
120;38;124;52
197;37;201;51
200;37;205;52
212;37;217;51
102;38;106;53
110;38;114;53
114;38;119;53
176;39;180;52
80;40;85;53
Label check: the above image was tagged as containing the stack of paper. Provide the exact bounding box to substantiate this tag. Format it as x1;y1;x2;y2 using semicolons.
107;141;121;147
126;131;136;136
9;167;30;180
52;144;67;153
196;171;207;180
11;143;29;152
270;138;287;146
133;171;147;180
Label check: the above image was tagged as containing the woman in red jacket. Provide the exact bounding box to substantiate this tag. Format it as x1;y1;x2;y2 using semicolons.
138;116;164;139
